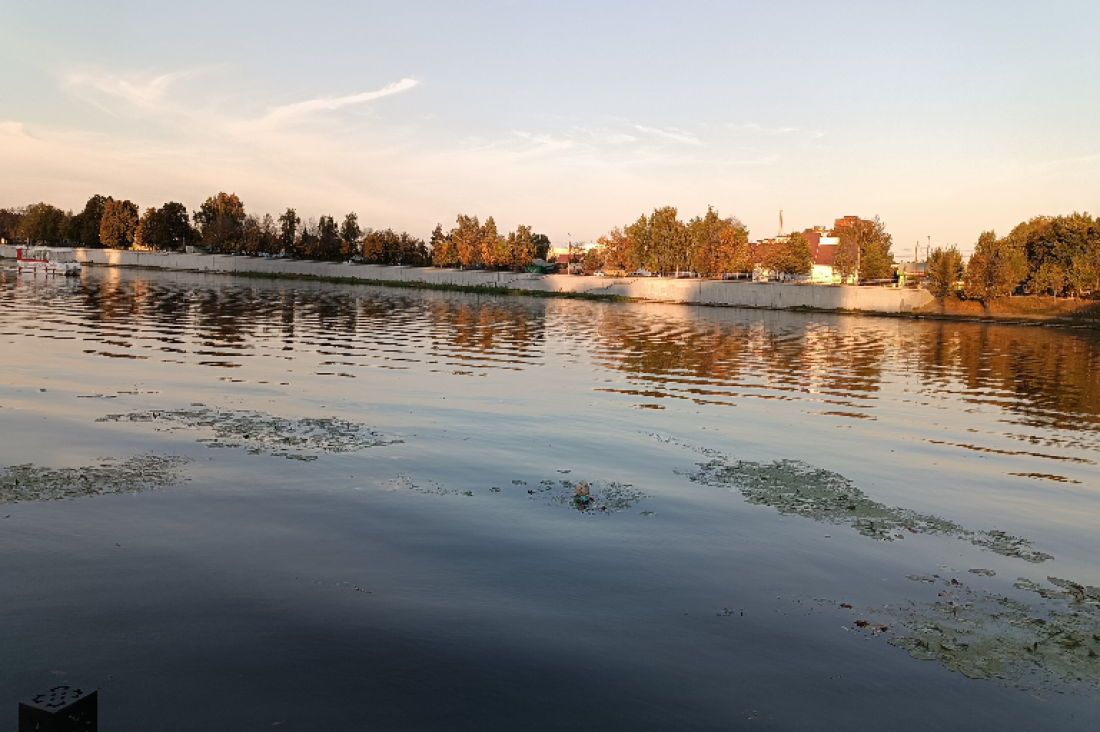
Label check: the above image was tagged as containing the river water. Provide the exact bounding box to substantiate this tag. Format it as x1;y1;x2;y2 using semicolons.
2;267;1099;730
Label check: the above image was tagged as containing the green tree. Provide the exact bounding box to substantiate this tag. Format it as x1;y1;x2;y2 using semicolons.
159;202;193;250
77;195;112;247
316;215;341;260
100;199;139;249
193;192;246;251
649;206;689;274
531;233;551;262
135;202;192;250
1031;261;1068;297
18;203;71;244
834;216;895;280
925;245;964;299
340;213;362;258
278;208;300;256
0;207;25;243
963;230;1028;302
764;233;812;277
298;217;319;258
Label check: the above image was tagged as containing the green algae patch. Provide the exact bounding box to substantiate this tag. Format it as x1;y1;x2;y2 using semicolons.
98;407;401;459
687;453;1052;562
844;574;1100;691
0;454;190;504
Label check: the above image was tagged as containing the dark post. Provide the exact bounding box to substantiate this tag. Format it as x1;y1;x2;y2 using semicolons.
18;685;97;731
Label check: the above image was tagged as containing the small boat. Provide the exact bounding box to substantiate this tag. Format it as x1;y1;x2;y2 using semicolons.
16;247;83;276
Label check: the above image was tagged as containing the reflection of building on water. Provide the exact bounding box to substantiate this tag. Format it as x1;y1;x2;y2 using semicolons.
16;246;83;276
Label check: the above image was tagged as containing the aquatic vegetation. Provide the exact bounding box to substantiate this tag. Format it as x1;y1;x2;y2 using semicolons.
375;474;466;497
843;574;1100;691
97;407;401;459
375;473;648;514
525;477;648;514
0;454;190;503
687;453;1052;562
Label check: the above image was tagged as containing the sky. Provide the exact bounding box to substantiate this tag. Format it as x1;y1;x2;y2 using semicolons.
2;0;1098;256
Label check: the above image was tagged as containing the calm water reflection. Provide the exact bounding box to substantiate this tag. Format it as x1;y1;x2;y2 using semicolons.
2;268;1099;730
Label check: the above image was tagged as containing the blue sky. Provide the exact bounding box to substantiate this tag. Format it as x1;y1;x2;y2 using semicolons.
2;0;1098;255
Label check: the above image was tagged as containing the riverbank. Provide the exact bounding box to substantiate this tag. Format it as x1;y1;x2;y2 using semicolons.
914;295;1100;325
1;244;939;315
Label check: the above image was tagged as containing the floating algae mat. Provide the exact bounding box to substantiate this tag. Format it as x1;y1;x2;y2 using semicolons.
687;452;1052;562
0;454;190;504
98;407;401;459
838;574;1100;691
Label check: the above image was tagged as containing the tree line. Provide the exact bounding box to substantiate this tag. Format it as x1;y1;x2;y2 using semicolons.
1;193;558;270
429;215;551;269
925;213;1100;301
583;207;895;280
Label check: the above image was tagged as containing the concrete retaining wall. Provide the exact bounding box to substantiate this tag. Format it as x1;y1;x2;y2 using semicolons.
0;245;933;313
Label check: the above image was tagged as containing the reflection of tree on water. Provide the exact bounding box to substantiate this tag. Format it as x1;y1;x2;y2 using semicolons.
907;321;1100;430
62;276;549;370
587;312;888;406
18;271;1100;430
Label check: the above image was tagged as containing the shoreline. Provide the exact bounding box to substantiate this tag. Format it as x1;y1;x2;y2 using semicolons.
4;247;1099;328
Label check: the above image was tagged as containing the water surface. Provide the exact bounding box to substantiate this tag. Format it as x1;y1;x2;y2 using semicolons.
2;268;1099;730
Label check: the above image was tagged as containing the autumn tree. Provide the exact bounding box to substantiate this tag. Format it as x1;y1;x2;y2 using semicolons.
452;214;482;267
963;231;1028;302
688;207;749;277
594;228;633;273
479;216;508;268
764;233;812;277
239;214;278;255
581;246;604;274
505;225;536;270
430;223;457;267
100;199;139;249
278;208;300;256
194;192;246;251
925;246;964;299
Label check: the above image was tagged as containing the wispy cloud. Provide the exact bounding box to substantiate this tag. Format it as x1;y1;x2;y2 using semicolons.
0;121;36;139
65;69;203;115
634;125;702;145
262;78;420;125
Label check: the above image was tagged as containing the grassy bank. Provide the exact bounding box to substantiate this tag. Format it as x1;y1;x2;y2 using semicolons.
915;295;1100;325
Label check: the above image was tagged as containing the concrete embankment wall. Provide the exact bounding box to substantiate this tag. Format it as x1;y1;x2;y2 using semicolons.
0;245;934;313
